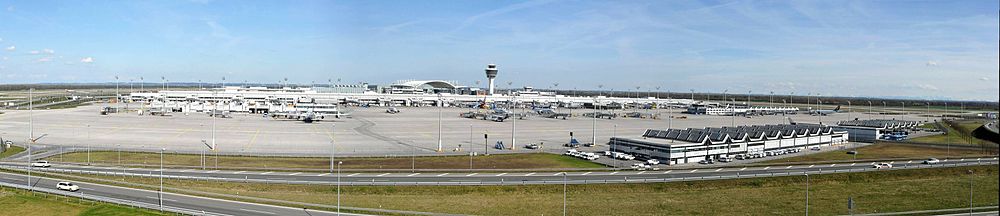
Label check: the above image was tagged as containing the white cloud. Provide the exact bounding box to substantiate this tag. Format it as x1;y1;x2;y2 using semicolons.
916;84;939;91
42;49;55;54
4;46;13;51
80;57;94;63
35;57;52;62
28;50;39;54
981;77;990;81
925;61;938;66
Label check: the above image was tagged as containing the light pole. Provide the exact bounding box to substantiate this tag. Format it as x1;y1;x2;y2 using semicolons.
805;173;810;216
27;88;33;191
330;124;336;174
562;172;568;216
867;101;873;120
159;147;165;212
338;161;343;215
437;93;443;152
612;124;618;168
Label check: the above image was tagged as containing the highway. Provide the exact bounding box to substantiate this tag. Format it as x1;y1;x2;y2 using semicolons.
4;157;997;185
0;171;361;216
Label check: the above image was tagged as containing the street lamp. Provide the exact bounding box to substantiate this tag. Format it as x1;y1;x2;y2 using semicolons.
159;147;165;212
562;172;568;216
968;170;974;215
805;173;810;216
338;161;343;215
437;93;443;152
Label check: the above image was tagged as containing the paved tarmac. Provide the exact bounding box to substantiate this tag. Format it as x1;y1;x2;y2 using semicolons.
0;104;932;156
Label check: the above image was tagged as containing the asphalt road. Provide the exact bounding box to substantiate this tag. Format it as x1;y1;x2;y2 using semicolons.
0;171;361;216
6;157;997;185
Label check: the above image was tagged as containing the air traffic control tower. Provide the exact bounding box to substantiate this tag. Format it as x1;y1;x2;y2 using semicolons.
485;64;498;95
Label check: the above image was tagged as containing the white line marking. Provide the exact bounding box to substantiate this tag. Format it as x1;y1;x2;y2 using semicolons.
317;173;331;177
205;170;219;173
740;167;748;171
466;173;477;177
785;166;792;169
495;173;507;177
581;172;592;176
808;165;815;168
240;208;276;215
609;172;618;175
179;169;194;172
289;172;301;176
347;173;360;177
233;171;245;174
436;173;449;177
960;158;965;161
689;169;698;173
663;170;672;174
377;173;390;177
830;164;837;167
906;161;912;164
714;168;723;172
524;173;535;176
943;159;949;162
763;167;770;170
637;171;646;174
850;163;855;166
260;172;273;175
407;173;420;177
552;173;562;176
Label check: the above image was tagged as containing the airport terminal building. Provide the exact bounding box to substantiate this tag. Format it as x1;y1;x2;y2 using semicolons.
831;119;921;142
610;124;849;165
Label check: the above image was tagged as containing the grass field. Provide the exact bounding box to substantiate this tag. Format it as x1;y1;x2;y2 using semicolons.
767;143;991;163
29;165;999;216
50;151;606;170
1;145;26;159
910;120;993;145
0;186;163;216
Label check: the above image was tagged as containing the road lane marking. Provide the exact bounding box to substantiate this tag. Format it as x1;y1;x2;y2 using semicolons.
377;173;390;177
906;161;912;164
609;172;618;175
205;170;219;173
317;173;331;177
943;159;949;162
436;173;449;177
495;173;507;177
233;171;245;174
663;170;672;174
408;173;420;177
240;209;276;215
689;169;698;173
763;167;770;170
830;164;837;167
960;158;965;161
850;163;855;166
261;172;273;175
347;173;360;177
740;167;747;171
637;171;646;174
466;173;477;177
582;172;592;176
524;173;535;176
785;166;792;169
289;172;301;176
714;168;723;172
808;165;814;168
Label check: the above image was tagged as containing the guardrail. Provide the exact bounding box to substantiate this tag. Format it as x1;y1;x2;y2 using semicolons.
4;160;996;186
0;180;228;216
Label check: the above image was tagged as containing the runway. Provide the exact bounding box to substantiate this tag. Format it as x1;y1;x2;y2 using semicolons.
4;157;996;186
0;171;362;216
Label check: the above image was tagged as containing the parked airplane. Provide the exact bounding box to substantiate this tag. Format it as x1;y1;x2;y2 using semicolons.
269;110;351;123
810;105;841;116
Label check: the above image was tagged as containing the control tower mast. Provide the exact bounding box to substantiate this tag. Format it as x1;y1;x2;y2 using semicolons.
485;64;498;95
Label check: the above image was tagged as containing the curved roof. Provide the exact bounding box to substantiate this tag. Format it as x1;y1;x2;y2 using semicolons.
393;80;458;89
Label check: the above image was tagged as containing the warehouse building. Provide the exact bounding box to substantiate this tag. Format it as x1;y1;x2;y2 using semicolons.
831;119;921;142
610;124;849;165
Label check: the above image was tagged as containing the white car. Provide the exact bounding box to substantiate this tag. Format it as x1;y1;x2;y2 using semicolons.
56;182;80;192
646;159;660;165
922;158;940;164
31;161;51;168
873;163;893;169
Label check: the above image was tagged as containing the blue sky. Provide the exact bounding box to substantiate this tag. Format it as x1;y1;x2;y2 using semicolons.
0;0;997;101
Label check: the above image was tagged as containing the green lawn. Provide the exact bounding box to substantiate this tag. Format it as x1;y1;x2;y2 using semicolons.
49;151;606;170
25;165;999;216
767;143;990;164
1;145;26;159
0;187;164;216
910;120;992;145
